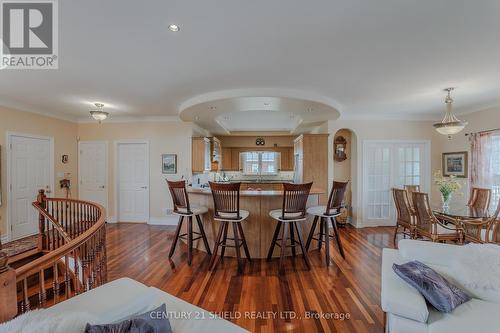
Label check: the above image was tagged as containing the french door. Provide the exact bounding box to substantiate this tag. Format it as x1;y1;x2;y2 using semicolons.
363;141;430;226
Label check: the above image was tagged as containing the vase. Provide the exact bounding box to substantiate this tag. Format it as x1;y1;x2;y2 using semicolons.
441;193;452;210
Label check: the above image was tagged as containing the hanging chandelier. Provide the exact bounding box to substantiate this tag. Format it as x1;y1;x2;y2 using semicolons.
89;103;108;123
433;88;467;137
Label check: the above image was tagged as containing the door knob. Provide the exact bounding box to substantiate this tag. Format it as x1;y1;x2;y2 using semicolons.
141;186;148;189
99;185;105;189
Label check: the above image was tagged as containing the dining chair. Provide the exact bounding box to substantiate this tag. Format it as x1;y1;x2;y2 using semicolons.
166;180;212;265
467;187;491;210
404;184;420;211
267;182;313;274
392;188;415;247
208;182;251;274
461;198;500;243
412;192;462;243
305;181;347;265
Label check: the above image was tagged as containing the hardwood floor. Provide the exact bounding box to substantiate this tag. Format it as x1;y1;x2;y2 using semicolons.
106;223;396;333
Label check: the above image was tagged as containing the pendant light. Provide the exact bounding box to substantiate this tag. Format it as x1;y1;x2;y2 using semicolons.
433;88;467;138
89;103;108;123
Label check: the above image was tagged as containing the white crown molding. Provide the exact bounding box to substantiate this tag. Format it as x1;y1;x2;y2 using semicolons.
77;115;182;124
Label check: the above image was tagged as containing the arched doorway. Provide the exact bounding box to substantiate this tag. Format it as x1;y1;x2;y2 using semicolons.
333;128;356;226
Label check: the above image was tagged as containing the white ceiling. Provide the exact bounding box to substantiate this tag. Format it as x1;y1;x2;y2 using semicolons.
1;0;500;124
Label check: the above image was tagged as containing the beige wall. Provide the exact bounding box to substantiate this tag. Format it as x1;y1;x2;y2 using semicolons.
0;107;78;239
218;135;294;148
432;106;500;206
77;121;194;222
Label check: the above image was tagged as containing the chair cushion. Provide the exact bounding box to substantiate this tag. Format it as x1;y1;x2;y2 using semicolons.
175;205;208;216
214;210;249;221
306;206;341;217
269;209;306;222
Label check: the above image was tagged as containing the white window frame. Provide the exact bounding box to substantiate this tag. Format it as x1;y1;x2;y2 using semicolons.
240;151;281;176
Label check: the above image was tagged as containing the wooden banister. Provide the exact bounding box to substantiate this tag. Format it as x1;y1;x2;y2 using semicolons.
0;190;107;322
0;249;17;322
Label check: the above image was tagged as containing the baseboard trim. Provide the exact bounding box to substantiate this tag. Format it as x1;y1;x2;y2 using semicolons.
1;235;8;244
106;216;117;223
148;215;178;226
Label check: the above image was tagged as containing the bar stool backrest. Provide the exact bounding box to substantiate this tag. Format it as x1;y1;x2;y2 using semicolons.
325;181;348;215
281;182;313;220
209;182;241;220
167;180;191;214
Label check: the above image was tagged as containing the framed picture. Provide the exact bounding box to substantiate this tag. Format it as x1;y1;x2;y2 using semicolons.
162;154;177;174
442;151;468;178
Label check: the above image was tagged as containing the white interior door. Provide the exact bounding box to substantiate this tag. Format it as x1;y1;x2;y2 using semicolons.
117;142;149;222
363;141;430;226
9;134;53;240
79;141;108;210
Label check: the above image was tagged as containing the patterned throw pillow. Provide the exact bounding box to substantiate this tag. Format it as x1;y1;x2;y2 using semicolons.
85;304;172;333
393;261;471;313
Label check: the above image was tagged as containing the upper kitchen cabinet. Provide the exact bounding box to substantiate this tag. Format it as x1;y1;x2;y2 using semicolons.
294;134;328;203
192;137;209;173
192;137;221;173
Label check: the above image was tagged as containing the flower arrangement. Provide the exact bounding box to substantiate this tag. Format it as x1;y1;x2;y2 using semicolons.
434;170;461;208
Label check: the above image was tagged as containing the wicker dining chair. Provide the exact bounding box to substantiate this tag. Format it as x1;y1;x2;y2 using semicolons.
467;187;491;210
404;184;420;211
412;192;462;243
392;188;415;247
461;198;500;243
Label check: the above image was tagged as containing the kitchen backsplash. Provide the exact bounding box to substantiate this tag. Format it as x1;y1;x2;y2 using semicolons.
192;171;294;187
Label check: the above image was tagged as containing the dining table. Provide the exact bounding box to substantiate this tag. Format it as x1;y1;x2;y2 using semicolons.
432;205;494;225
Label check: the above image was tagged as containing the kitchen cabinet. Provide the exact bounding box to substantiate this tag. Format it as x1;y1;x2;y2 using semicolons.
192;137;207;173
294;134;328;203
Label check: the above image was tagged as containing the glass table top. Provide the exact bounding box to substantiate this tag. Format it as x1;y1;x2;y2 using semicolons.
432;205;493;219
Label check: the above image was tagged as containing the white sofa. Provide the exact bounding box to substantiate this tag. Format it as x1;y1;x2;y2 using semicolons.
381;240;500;333
4;277;249;333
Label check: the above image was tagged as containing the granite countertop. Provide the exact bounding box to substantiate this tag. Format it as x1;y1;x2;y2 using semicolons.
228;179;294;184
187;186;324;196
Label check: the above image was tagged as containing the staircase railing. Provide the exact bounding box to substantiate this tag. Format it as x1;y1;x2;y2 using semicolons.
0;189;107;322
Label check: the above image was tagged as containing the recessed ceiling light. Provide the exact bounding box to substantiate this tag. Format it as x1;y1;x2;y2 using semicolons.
168;24;180;32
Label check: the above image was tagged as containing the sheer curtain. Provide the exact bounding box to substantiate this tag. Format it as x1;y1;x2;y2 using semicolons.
469;131;500;208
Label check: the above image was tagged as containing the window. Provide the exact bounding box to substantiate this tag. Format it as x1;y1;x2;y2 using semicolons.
240;151;280;175
492;134;500;208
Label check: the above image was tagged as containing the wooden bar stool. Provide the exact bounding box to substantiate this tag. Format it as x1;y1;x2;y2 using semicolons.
166;180;211;265
267;182;313;274
305;181;347;265
208;182;251;274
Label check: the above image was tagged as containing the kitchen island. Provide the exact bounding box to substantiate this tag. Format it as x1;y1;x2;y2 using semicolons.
184;187;324;258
